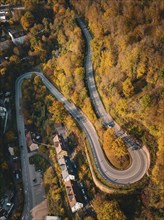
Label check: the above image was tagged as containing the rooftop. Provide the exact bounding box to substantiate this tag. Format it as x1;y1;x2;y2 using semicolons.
53;134;67;155
8;28;26;38
26;131;39;151
58;156;75;180
26;131;33;147
8;146;14;156
44;216;61;220
65;180;83;209
29;143;38;151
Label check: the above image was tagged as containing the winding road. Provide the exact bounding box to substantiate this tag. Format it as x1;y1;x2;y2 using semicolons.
16;70;149;219
77;17;125;133
15;17;150;220
76;18;114;127
16;72;149;185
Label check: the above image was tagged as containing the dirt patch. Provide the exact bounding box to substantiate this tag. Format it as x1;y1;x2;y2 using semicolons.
31;199;48;220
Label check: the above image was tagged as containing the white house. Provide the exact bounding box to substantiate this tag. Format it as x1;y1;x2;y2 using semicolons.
8;146;14;156
0;106;6;118
0;11;6;20
58;156;75;182
8;28;27;45
44;216;61;220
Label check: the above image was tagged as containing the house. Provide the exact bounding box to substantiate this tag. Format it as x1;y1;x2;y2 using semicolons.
0;9;11;21
53;134;67;158
8;26;26;45
0;106;6;118
0;4;11;11
44;216;61;220
58;156;75;182
29;143;38;151
26;131;32;146
8;146;14;156
0;11;7;21
65;180;83;213
0;191;14;219
26;131;38;151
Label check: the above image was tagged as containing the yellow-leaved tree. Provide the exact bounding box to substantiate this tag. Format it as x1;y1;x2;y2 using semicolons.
122;78;134;97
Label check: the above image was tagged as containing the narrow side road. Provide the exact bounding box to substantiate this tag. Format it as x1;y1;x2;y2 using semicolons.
15;77;32;220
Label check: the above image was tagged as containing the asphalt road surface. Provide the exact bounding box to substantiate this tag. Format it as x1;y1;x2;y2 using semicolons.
16;72;149;188
76;17;121;129
15;20;150;216
15;77;32;220
77;17;150;171
14;14;150;220
77;17;148;142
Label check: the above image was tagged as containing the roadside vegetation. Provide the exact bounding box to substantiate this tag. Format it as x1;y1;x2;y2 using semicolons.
44;149;68;217
0;122;24;220
41;1;131;169
0;0;163;219
70;0;164;218
21;74;127;219
1;0;130;171
0;137;13;195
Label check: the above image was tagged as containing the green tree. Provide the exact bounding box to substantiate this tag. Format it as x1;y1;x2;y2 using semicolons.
140;94;151;108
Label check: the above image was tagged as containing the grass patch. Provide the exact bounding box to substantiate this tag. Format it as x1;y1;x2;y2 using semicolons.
29;154;50;173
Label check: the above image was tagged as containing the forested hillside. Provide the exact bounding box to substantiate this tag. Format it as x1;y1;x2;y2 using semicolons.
71;0;164;217
0;0;163;219
42;2;97;124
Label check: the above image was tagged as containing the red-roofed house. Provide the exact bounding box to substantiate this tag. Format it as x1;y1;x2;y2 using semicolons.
26;131;38;151
65;180;83;213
